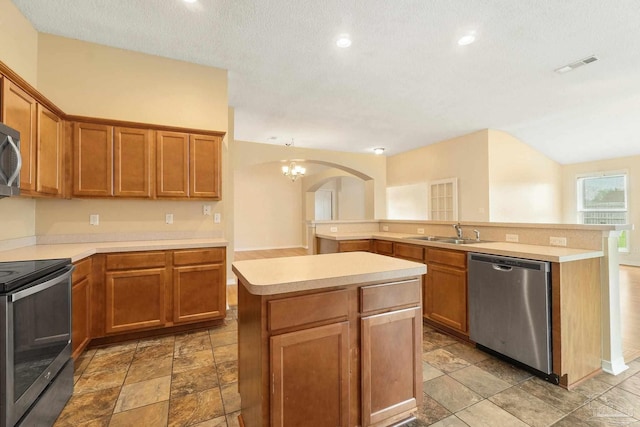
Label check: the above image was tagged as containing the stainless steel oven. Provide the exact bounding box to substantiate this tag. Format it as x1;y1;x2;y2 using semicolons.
0;259;74;427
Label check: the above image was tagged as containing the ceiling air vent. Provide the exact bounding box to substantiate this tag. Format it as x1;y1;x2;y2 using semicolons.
555;55;599;74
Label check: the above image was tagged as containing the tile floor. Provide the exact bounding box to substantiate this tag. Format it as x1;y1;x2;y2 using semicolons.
55;307;640;427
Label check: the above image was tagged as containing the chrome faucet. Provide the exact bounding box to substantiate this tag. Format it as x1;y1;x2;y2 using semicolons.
453;223;463;239
473;229;480;241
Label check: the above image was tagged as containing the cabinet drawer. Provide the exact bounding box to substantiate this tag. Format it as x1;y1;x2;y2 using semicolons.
373;240;394;255
174;248;225;266
72;257;92;283
268;289;349;332
361;279;421;313
339;240;371;252
427;248;466;268
394;243;424;262
106;252;166;270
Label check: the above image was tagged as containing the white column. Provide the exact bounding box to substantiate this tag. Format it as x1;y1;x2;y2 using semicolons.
601;231;628;375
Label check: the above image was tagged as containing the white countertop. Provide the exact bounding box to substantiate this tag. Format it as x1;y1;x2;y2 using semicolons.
232;252;427;296
316;232;603;263
0;238;228;263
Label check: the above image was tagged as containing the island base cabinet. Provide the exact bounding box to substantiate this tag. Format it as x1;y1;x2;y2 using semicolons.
270;322;350;427
361;307;422;426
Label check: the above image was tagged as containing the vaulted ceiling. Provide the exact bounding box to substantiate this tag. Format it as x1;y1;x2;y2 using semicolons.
12;0;640;164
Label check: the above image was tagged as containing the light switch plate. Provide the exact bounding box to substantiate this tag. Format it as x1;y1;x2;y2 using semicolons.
330;226;338;232
506;234;519;242
417;228;425;234
382;225;389;232
214;213;221;223
166;213;174;224
89;214;99;226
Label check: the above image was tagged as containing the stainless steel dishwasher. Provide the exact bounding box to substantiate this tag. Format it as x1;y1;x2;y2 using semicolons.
468;253;553;376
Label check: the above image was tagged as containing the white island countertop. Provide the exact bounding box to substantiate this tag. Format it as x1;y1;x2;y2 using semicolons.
232;251;427;296
0;238;228;263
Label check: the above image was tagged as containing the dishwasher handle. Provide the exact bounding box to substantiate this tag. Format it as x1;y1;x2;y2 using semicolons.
492;264;513;272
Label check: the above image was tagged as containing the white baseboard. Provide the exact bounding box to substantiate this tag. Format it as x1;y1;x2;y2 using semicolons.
602;357;629;375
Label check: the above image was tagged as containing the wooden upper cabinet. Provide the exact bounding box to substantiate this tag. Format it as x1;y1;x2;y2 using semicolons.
73;122;114;197
1;79;37;193
156;131;189;198
190;134;221;199
36;105;63;196
114;127;153;198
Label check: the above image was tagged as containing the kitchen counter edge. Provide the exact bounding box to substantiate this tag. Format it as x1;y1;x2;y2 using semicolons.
316;232;603;263
0;238;229;263
233;252;427;296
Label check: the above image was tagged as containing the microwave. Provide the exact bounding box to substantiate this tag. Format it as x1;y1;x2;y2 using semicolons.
0;122;21;198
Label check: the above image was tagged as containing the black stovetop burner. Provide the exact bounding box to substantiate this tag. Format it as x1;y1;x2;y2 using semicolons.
0;259;71;293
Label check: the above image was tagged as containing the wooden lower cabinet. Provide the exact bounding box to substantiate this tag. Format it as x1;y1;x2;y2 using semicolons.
105;267;167;334
238;277;422;427
361;307;422;426
424;248;468;335
173;248;226;324
71;257;92;359
271;322;350;427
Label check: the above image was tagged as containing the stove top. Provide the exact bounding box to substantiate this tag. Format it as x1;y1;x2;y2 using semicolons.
0;259;71;292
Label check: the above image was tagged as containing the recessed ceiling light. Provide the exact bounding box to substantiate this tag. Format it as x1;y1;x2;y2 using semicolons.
373;147;385;155
457;33;476;46
336;34;352;48
183;0;197;3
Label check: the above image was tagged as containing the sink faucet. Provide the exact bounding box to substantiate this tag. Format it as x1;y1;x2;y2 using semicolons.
453;223;463;239
473;229;480;241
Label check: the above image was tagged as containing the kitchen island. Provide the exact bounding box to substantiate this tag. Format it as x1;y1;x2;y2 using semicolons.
233;252;427;427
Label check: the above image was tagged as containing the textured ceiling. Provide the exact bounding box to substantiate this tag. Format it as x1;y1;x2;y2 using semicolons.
12;0;640;164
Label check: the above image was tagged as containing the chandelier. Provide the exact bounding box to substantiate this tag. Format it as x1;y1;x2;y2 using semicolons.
281;138;306;181
282;161;306;181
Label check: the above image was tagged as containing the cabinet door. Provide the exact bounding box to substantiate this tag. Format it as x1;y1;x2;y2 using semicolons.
156;131;189;198
271;322;350;427
173;264;226;323
361;307;422;426
425;264;467;332
189;134;221;199
338;239;371;252
72;276;91;359
105;268;166;334
114;127;153;197
36;104;63;195
73;122;113;197
1;79;37;192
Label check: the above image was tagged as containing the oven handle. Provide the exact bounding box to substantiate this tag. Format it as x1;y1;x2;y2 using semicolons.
9;265;74;302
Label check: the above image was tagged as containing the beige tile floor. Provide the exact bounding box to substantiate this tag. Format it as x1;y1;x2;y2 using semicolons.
55;306;640;427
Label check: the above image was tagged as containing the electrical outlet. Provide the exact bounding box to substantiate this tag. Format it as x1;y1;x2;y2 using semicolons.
550;236;567;246
330;227;338;233
506;234;519;242
214;213;221;223
166;213;174;225
203;205;212;216
382;225;389;232
89;214;99;226
417;228;425;234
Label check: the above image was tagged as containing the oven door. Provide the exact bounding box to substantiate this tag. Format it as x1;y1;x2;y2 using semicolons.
1;265;73;426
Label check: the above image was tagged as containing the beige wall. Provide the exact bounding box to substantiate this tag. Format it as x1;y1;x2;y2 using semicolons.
387;130;490;221
562;155;640;266
233;140;385;249
30;34;228;239
0;0;38;85
37;34;228;132
488;130;562;223
234;162;303;250
0;0;39;241
337;177;366;220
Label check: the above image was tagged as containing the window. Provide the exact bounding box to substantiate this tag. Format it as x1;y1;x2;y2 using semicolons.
429;178;458;221
577;173;628;251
